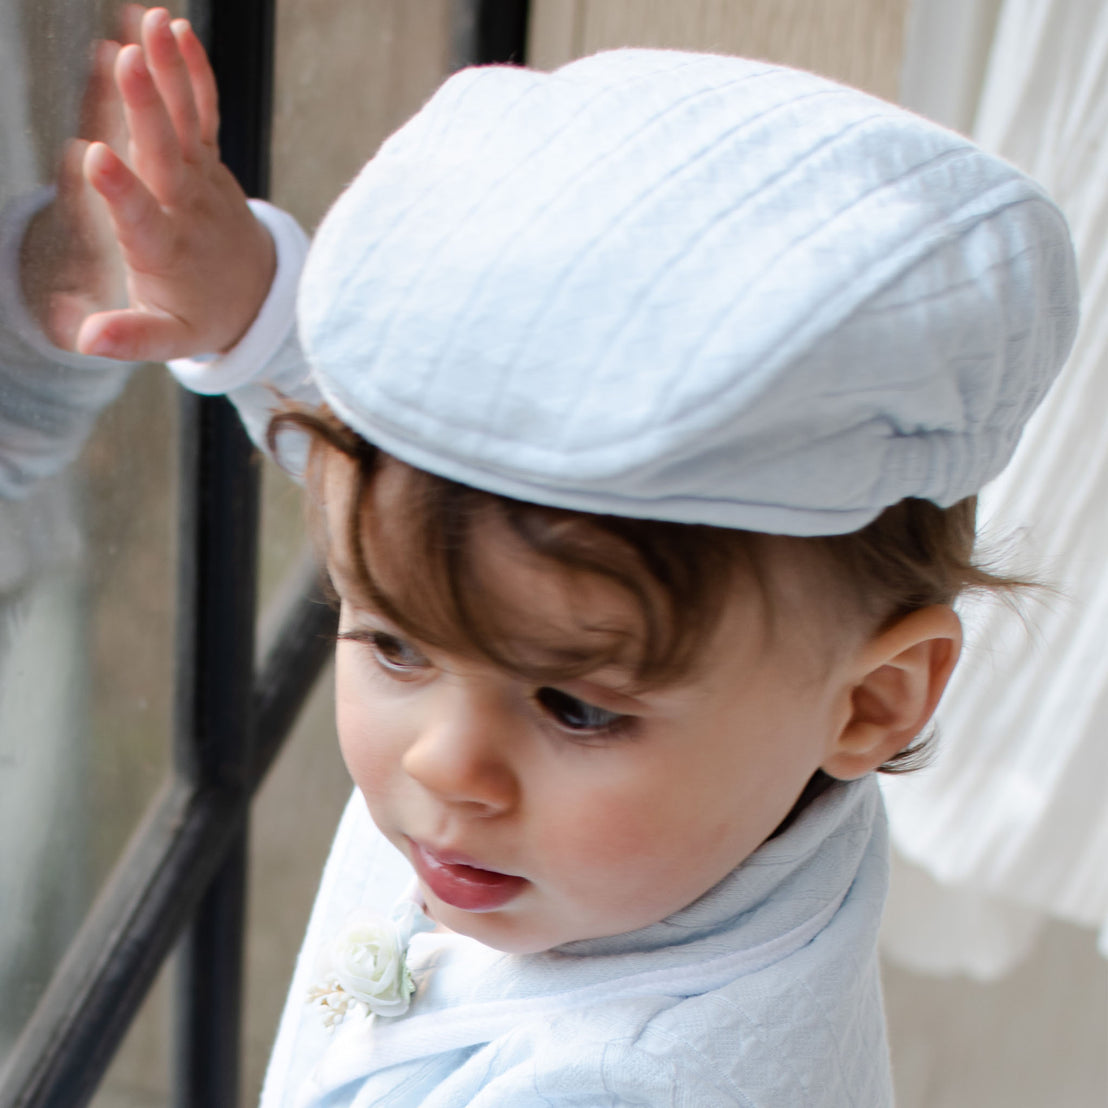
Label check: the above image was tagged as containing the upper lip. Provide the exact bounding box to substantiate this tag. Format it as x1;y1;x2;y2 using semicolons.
409;837;518;876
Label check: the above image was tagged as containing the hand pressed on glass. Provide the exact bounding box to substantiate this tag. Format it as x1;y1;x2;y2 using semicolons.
74;7;274;362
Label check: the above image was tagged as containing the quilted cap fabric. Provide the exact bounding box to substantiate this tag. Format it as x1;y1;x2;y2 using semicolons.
298;48;1078;536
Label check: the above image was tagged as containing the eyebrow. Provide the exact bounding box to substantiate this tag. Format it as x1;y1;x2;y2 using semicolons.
343;606;646;684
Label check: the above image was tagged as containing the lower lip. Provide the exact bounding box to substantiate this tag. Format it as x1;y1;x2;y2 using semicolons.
408;841;528;912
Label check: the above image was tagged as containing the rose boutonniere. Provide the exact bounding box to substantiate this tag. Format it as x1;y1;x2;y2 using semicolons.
308;895;434;1028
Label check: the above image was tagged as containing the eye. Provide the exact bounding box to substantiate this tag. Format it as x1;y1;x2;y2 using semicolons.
534;687;630;735
340;629;430;678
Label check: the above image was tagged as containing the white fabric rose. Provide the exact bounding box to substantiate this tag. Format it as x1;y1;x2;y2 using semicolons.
307;890;434;1028
327;910;415;1017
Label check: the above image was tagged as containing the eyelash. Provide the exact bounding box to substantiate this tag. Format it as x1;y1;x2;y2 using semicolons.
533;687;634;739
339;629;429;677
339;629;636;739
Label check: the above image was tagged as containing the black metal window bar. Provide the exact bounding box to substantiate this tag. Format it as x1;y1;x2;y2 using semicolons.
0;2;529;1105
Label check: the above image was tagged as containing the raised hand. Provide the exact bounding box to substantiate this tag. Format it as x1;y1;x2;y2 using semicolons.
19;6;144;351
75;7;275;362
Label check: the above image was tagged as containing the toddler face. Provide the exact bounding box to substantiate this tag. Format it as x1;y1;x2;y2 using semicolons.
325;460;864;954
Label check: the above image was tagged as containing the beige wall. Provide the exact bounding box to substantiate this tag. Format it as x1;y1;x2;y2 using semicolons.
529;0;906;98
271;0;453;230
270;0;908;232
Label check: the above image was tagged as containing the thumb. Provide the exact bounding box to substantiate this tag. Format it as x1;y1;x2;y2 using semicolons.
76;307;197;363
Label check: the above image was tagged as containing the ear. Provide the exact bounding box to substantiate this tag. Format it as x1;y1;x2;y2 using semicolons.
822;606;962;781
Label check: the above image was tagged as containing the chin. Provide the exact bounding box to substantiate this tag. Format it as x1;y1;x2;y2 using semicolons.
430;903;562;955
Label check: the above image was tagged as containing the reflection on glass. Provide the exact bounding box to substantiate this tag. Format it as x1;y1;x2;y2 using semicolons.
0;0;177;1069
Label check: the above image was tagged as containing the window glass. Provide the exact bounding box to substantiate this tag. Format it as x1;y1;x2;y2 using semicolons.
0;0;180;1070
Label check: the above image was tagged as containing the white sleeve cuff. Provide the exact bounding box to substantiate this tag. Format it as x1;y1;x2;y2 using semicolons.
167;199;310;395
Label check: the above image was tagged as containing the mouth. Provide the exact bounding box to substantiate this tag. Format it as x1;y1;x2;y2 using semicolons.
407;839;528;912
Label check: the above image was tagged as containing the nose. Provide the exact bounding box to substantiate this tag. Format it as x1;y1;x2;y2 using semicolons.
401;683;519;816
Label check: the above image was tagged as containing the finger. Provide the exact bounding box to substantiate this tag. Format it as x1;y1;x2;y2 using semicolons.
172;18;220;148
41;295;95;354
117;4;146;45
84;140;174;267
56;139;93;214
78;39;123;147
77;307;194;362
55;139;106;252
142;7;203;158
115;42;185;201
61;139;127;287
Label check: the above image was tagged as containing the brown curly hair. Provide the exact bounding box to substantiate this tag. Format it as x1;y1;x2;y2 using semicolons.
271;403;1027;776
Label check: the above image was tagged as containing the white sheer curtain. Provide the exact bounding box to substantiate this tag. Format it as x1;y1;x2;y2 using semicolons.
881;0;1108;978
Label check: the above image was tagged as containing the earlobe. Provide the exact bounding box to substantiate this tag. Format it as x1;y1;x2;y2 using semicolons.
822;606;962;780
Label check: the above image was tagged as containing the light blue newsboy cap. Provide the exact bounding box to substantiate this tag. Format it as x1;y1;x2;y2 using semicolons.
298;49;1078;536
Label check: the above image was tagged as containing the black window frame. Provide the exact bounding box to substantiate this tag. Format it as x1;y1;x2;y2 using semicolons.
0;2;529;1105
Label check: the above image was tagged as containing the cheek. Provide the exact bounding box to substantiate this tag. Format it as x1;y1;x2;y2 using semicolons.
551;798;658;870
333;658;404;799
540;720;820;889
533;777;752;934
533;765;718;876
